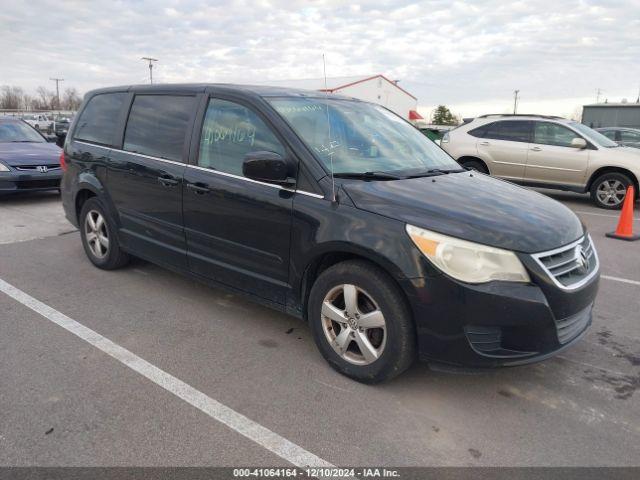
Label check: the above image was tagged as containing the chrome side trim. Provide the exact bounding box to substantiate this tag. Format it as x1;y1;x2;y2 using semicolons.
530;235;599;291
296;190;325;199
73;140;325;199
124;150;185;166
74;140;111;151
186;163;286;190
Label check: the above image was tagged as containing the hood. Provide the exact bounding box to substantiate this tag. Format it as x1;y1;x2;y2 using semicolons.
0;142;61;167
342;172;583;254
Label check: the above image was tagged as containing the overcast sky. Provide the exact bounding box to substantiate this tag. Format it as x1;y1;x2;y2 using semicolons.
1;0;639;118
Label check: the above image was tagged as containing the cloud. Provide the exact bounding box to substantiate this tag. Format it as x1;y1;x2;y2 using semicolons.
0;0;638;117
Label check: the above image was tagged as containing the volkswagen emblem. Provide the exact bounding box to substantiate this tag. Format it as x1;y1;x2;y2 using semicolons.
37;165;48;173
575;245;590;274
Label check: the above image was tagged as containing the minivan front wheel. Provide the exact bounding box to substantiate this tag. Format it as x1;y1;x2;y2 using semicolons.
79;198;130;270
590;172;633;209
308;260;416;383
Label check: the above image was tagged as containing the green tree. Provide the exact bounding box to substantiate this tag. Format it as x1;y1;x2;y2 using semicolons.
432;105;459;126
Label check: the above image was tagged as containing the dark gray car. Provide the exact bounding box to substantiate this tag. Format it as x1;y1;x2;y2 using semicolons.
597;127;640;149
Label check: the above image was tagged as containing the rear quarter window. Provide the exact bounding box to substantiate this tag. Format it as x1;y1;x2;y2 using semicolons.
123;95;196;162
73;92;127;146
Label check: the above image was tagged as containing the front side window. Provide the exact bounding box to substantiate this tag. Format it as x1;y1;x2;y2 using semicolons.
570;122;618;148
533;122;580;147
269;97;459;175
0;121;45;143
124;95;196;162
601;130;617;140
74;92;126;146
198;99;285;177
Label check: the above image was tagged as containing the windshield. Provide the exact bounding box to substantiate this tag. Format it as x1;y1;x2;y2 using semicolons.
269;97;461;176
0;121;45;143
569;122;618;148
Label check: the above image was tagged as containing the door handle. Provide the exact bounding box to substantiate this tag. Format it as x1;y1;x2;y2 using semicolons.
157;175;179;187
530;146;542;152
479;141;490;146
186;182;211;194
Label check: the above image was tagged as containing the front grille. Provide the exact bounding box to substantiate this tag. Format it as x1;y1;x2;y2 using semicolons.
531;235;599;290
14;165;61;172
556;306;592;344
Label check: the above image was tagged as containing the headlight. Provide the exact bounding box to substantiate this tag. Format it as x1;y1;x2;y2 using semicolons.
0;162;9;172
406;224;530;283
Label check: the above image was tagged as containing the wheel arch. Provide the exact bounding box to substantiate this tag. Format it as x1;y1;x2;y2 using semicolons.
457;156;489;174
74;172;106;223
298;244;411;322
587;166;639;194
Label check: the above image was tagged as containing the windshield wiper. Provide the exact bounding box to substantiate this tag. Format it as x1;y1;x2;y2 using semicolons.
10;140;40;143
333;171;405;180
406;168;466;178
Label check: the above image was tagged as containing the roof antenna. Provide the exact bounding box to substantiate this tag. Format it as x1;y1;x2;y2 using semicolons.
323;53;337;203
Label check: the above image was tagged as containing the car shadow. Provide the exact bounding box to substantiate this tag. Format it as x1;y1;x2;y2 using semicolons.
0;190;61;206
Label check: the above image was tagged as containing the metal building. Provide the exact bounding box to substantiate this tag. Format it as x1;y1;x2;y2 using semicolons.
261;74;422;121
582;102;640;129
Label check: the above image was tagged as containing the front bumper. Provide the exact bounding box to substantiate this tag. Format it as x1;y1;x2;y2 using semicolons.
0;170;62;193
401;251;599;369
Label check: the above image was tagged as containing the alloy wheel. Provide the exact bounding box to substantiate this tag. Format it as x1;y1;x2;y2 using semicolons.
84;210;109;259
321;284;387;365
596;179;627;207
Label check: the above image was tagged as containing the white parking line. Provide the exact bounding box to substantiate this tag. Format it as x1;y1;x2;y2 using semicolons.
602;275;640;286
574;210;640;221
0;278;334;469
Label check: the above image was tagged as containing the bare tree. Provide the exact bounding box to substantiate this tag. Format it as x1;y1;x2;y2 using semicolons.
570;106;583;122
0;86;24;109
35;86;56;110
62;87;82;110
22;92;33;110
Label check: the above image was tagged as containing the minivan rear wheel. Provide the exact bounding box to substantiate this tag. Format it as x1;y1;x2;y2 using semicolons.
590;172;633;209
308;260;416;383
79;197;130;270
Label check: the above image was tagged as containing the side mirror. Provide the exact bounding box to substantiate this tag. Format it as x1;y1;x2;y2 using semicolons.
571;137;587;149
242;151;294;185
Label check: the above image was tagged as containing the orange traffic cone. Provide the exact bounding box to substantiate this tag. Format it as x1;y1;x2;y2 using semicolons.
606;186;639;241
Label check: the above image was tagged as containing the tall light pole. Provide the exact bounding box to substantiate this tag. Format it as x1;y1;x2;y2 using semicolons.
50;77;64;109
513;90;520;114
141;57;158;84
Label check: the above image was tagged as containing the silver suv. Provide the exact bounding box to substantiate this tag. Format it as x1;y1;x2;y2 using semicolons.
441;114;640;209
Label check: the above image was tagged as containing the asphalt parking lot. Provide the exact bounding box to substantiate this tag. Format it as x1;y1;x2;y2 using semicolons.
1;189;639;467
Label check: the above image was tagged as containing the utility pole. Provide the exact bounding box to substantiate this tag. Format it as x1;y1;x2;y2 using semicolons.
50;77;64;109
596;88;603;103
141;57;158;84
513;90;519;114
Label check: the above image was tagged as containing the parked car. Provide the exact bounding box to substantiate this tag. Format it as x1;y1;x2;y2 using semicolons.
0;117;62;194
22;113;54;134
441;114;640;209
54;116;72;136
596;127;640;149
61;85;599;383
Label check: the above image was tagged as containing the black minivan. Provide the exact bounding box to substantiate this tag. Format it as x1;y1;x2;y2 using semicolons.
61;84;600;383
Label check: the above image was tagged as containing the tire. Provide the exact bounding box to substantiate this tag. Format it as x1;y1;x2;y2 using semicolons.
79;197;130;270
308;260;416;383
460;159;488;174
590;172;634;209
